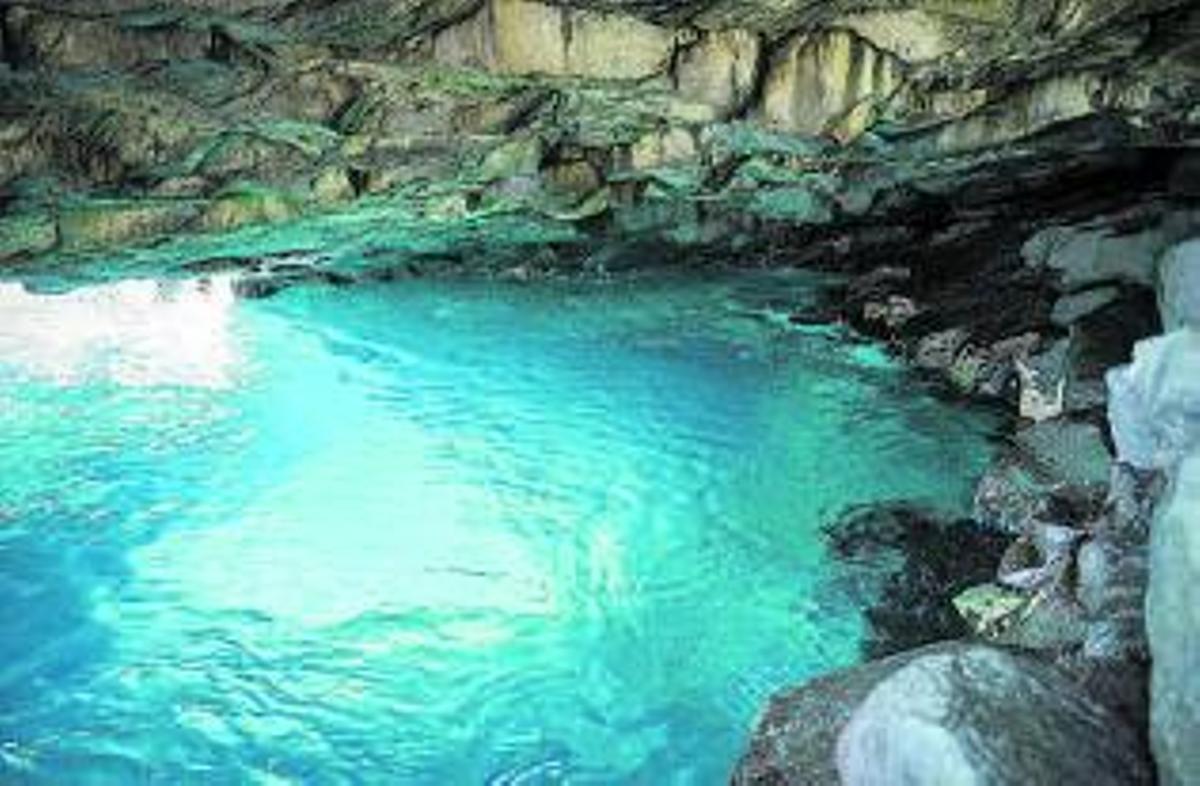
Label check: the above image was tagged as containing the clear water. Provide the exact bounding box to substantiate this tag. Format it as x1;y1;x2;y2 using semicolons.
0;272;995;785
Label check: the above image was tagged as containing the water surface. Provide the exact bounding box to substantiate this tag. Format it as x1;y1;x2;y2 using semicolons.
0;273;995;784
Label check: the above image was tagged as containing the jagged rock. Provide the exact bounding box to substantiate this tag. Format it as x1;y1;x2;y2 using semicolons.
1013;420;1113;489
973;432;1109;536
758;30;902;138
434;0;678;79
673;29;761;116
1108;329;1200;470
997;523;1083;591
914;327;968;371
835;646;1152;786
629;127;697;170
201;185;300;231
0;210;56;261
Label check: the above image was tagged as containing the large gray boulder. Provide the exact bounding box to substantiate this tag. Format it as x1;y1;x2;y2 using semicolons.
1147;451;1200;786
835;646;1152;786
731;643;1150;785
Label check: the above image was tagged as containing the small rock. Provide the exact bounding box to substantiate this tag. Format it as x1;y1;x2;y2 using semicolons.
914;327;969;371
1051;285;1120;326
953;582;1027;636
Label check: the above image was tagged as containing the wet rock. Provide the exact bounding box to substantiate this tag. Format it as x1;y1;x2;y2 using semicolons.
973;444;1108;536
997;523;1083;592
836;646;1152;786
1013;420;1113;489
732;642;964;786
824;503;1009;658
860;295;918;332
913;327;968;371
952;583;1027;636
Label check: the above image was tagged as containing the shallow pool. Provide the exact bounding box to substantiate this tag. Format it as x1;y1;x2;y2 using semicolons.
0;272;995;784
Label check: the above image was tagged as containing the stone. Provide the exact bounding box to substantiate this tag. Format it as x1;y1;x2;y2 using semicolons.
1017;339;1068;421
1013;420;1112;489
997;523;1083;591
673;29;761;116
1051;285;1121;326
480;136;544;182
836;646;1152;786
58;199;199;249
834;10;957;63
823;503;1009;659
1147;451;1200;786
629;127;697;170
732;642;967;786
973;435;1109;536
952;583;1027;636
201;186;300;232
914;327;968;371
1022;209;1200;290
1158;239;1200;331
861;295;918;331
1107;329;1200;470
758;30;903;137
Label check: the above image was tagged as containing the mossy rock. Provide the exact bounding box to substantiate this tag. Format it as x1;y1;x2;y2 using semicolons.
953;582;1028;635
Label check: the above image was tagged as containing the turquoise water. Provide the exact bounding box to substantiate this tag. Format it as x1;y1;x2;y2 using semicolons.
0;272;995;784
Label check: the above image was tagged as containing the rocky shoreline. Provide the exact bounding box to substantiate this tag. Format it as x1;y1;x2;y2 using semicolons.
1;0;1198;782
734;225;1200;785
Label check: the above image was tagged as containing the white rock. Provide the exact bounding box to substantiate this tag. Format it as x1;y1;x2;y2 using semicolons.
1106;328;1200;471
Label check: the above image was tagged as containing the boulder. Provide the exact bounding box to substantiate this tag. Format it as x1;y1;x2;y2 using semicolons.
836;646;1152;786
734;643;1152;786
973;431;1109;536
1159;239;1200;331
732;643;962;786
1147;452;1200;786
1107;329;1200;470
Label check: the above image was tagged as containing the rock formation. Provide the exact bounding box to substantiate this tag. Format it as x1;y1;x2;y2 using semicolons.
1;0;1198;783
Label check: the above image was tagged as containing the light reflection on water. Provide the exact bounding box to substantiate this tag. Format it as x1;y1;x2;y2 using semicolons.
0;273;996;784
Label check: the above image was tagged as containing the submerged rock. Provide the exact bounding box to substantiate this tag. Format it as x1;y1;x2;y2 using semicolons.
823;502;1009;658
835;646;1152;786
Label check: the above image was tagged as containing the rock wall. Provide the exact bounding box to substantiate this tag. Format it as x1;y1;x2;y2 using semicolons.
1107;239;1200;786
